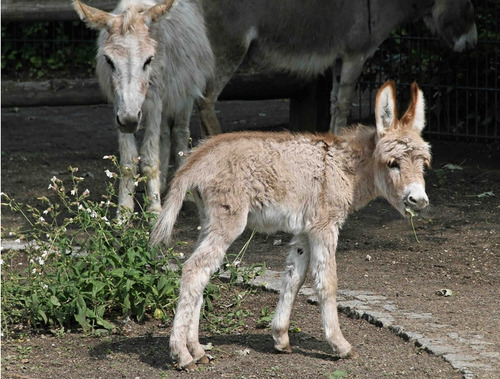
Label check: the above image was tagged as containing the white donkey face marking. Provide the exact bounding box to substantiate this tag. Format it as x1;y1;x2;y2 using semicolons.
73;0;175;133
102;20;157;133
374;81;431;217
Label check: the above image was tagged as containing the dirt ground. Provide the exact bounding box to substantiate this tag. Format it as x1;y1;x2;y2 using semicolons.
1;101;500;378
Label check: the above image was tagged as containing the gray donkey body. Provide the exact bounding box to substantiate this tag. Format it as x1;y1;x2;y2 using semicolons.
197;0;477;136
151;81;432;370
74;0;214;214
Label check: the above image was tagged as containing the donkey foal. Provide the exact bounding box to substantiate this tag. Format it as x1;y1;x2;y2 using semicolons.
150;81;432;370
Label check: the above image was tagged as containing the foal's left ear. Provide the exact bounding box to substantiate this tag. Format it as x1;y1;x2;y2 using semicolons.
400;82;426;133
375;81;397;136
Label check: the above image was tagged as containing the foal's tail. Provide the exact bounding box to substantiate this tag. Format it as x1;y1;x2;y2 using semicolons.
149;173;193;247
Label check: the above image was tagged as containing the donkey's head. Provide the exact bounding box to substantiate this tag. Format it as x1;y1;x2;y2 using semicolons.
424;0;477;52
73;0;175;133
373;81;431;217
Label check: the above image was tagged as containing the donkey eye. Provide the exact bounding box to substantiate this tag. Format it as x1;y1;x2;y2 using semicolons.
104;55;115;71
387;161;400;170
143;56;154;70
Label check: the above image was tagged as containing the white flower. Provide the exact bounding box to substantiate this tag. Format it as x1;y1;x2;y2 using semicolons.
134;181;139;187
102;216;108;222
39;217;45;223
32;268;37;274
48;184;54;190
51;176;57;182
9;232;14;236
37;257;45;265
43;208;50;214
71;189;77;196
105;169;115;178
82;189;90;196
178;151;185;157
103;155;110;160
14;238;21;243
0;258;4;265
42;284;49;290
78;204;84;210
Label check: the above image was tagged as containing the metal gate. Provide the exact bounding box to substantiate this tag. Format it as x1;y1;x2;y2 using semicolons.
353;0;499;141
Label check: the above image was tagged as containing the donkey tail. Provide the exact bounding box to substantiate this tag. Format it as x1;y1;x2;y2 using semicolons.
149;175;192;247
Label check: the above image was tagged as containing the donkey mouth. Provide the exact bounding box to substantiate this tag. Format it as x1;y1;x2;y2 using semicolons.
116;115;140;134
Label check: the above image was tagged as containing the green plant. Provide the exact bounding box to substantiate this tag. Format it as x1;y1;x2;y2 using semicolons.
1;21;96;79
256;306;274;329
1;155;264;338
1;156;180;335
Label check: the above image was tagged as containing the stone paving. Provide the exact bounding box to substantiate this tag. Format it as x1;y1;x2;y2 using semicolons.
225;268;500;379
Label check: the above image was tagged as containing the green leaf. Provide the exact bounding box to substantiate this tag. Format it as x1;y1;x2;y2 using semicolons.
91;280;106;298
50;295;61;307
96;318;114;330
38;309;48;324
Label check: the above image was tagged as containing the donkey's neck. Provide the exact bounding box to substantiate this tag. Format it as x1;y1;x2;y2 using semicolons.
341;126;380;212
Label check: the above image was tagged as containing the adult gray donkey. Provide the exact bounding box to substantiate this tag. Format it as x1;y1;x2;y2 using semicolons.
198;0;477;135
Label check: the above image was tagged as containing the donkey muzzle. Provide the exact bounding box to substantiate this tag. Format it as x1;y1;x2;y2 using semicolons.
403;183;429;211
116;110;142;133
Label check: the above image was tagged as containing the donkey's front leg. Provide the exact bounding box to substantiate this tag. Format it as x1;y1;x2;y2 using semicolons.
117;132;139;215
309;229;355;358
140;107;162;214
272;235;310;353
172;99;193;168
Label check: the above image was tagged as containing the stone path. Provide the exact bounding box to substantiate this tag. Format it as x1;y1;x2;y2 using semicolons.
225;268;500;379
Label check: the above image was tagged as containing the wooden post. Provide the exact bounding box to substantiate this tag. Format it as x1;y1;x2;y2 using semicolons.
289;70;332;133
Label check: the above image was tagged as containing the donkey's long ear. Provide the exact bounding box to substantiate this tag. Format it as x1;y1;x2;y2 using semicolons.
73;0;114;30
375;80;398;136
401;82;426;133
143;0;175;26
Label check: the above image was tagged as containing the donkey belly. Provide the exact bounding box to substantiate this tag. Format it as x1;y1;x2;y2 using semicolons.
247;205;305;235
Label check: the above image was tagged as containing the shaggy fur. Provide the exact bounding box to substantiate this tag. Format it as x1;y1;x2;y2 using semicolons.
150;81;432;370
73;0;214;214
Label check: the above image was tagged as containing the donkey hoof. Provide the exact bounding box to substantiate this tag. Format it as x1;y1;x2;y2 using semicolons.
274;344;292;354
197;354;211;364
342;349;359;359
180;361;198;371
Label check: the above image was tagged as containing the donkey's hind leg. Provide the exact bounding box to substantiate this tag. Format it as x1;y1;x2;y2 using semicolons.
170;214;247;370
272;235;310;353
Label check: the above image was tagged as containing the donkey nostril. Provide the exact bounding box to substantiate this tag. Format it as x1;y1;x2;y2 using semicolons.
407;195;417;205
116;115;122;127
137;110;142;120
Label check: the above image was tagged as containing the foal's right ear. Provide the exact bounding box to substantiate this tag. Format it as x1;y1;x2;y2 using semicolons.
400;82;426;133
375;81;398;136
73;0;115;30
